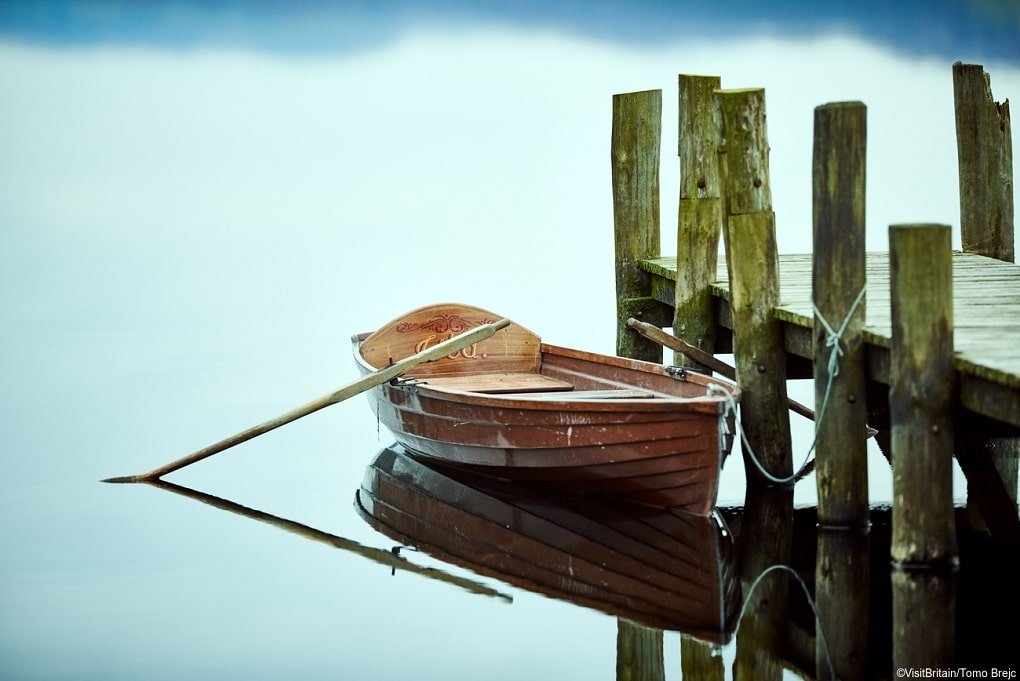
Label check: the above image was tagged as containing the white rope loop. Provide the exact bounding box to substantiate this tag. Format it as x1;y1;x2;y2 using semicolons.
733;563;837;680
711;283;867;486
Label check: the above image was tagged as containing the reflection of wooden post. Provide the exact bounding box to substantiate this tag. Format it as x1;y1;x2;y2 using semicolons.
815;529;869;681
733;487;794;680
616;620;664;681
613;89;664;363
716;88;792;484
680;636;724;680
892;570;957;670
673;74;724;371
889;224;958;565
812;101;869;527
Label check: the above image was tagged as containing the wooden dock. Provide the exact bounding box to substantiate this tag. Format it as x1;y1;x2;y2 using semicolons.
640;251;1020;429
610;62;1018;601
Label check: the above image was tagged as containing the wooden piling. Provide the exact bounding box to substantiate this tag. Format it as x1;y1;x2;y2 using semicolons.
716;88;793;484
812;101;869;527
673;75;724;371
952;62;1019;529
613;89;665;363
889;223;958;565
953;62;1014;263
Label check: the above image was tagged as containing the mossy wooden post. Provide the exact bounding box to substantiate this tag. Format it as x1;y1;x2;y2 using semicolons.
716;88;793;485
953;62;1018;525
613;89;663;362
953;62;1014;263
673;74;724;371
889;224;958;565
815;529;869;681
812;102;869;527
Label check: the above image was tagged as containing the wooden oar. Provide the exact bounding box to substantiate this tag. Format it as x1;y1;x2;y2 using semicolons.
626;317;815;422
103;318;512;483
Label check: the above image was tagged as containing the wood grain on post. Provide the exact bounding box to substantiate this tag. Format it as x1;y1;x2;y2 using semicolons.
952;62;1019;526
674;75;724;371
889;224;959;565
716;87;793;484
613;89;663;362
812;101;869;527
953;62;1014;263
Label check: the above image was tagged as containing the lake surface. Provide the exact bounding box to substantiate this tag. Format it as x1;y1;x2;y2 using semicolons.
2;3;1019;678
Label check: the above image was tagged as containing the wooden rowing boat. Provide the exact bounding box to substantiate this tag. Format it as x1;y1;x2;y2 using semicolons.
356;444;740;643
353;303;739;515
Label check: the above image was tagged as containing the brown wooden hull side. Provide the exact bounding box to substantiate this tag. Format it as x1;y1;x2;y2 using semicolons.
367;381;722;514
355;445;739;643
354;339;736;515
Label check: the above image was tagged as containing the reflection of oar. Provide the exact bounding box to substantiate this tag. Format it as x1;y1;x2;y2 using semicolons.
146;478;513;602
104;318;511;483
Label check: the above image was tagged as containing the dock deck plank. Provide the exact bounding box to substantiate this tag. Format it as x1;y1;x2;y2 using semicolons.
640;251;1020;427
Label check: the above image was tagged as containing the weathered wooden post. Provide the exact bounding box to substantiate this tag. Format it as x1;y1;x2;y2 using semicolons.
613;89;664;363
716;88;793;484
953;62;1018;528
889;223;958;565
673;75;724;372
953;62;1014;263
812;101;869;527
611;89;667;681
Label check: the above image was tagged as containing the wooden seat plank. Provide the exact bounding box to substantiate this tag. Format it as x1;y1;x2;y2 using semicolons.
422;372;574;394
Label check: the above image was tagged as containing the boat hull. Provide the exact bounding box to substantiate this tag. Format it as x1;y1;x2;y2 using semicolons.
354;304;738;515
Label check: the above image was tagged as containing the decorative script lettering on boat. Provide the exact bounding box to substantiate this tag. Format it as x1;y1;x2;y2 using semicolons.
359;303;541;378
397;315;496;361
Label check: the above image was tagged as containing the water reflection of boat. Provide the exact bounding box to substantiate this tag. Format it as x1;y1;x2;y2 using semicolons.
353;303;739;515
355;444;741;644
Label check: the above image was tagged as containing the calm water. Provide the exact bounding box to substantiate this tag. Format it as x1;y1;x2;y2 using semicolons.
2;3;1019;679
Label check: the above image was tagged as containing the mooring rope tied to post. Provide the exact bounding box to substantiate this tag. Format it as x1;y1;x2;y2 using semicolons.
708;283;868;486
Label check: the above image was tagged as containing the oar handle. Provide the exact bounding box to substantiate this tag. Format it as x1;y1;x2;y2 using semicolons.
105;318;512;483
627;317;871;430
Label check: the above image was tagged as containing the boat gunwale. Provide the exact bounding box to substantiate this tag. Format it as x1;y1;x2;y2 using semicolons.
352;337;739;414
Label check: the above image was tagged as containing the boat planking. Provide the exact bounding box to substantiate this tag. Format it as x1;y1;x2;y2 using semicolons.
352;303;740;516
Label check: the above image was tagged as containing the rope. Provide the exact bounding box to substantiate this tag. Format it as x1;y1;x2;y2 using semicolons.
733;563;837;681
708;283;867;486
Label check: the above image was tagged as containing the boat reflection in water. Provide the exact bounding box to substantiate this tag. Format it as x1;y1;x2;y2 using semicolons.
355;443;741;645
